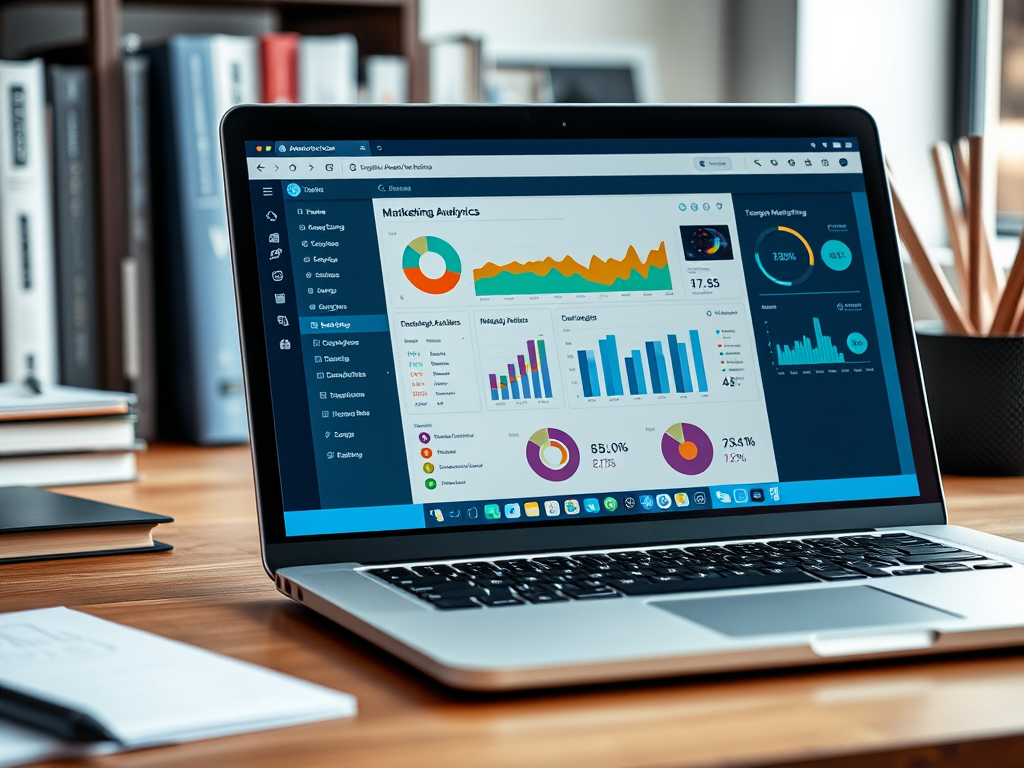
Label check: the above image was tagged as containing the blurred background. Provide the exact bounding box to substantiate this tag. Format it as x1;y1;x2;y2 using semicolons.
0;0;1015;448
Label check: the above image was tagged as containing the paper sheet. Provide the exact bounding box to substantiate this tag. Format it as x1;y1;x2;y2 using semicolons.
0;607;356;753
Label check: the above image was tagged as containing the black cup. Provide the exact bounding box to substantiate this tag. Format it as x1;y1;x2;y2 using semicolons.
916;322;1024;475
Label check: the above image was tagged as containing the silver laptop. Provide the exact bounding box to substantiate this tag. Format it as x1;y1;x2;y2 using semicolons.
221;105;1024;690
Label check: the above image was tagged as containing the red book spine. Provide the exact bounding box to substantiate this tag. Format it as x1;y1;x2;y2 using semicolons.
260;33;299;103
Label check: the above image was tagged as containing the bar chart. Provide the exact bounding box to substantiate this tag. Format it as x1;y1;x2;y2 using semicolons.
577;330;709;398
775;317;846;366
487;339;554;401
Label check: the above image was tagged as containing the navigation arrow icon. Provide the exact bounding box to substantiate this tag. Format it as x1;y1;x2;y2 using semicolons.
308;164;314;171
256;164;265;171
274;164;279;171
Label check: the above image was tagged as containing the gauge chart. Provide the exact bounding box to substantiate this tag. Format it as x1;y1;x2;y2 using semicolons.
753;226;815;287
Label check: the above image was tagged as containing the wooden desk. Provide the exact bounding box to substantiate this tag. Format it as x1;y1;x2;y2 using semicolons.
7;444;1024;768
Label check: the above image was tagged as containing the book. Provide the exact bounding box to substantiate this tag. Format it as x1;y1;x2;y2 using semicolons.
0;448;139;488
364;55;408;104
49;64;100;389
0;608;356;748
0;59;59;387
0;415;136;456
148;36;255;444
298;34;358;104
122;53;158;441
0;383;134;421
429;37;482;103
0;486;170;563
260;32;298;103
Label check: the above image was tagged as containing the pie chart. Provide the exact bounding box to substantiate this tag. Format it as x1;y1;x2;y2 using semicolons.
661;422;713;475
526;427;580;481
403;235;462;294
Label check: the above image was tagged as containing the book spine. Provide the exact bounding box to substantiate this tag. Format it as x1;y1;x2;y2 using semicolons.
166;36;252;444
122;55;157;440
298;35;358;104
260;33;298;103
0;59;59;386
49;64;100;389
364;56;409;104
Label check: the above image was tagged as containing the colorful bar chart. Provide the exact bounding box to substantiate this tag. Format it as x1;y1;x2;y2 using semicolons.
775;317;846;366
487;339;554;400
579;330;709;399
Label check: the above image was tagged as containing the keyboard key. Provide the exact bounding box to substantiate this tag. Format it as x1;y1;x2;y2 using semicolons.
892;568;930;576
926;563;972;573
477;595;523;607
560;585;621;599
615;570;818;596
813;571;865;581
898;553;985;564
432;597;481;610
520;592;568;604
974;562;1011;570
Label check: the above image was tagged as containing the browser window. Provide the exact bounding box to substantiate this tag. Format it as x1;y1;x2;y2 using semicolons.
244;138;917;538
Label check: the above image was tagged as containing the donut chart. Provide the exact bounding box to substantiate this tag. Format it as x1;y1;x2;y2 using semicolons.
754;226;815;287
403;235;462;294
526;427;580;481
661;422;714;475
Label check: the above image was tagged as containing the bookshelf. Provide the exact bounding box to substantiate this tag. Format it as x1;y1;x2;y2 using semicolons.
5;0;425;392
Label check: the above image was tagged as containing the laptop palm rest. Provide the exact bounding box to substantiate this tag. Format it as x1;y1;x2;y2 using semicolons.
655;586;958;646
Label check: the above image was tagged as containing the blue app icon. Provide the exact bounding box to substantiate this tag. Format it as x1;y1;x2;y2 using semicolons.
733;489;749;503
639;494;655;510
583;497;601;514
286;182;301;197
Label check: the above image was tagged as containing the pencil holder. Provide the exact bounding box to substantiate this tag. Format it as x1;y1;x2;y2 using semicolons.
916;323;1024;475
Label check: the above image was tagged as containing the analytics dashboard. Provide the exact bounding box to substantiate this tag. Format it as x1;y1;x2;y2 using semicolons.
243;138;918;538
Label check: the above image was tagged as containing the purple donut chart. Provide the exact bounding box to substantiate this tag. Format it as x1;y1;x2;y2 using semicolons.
526;427;580;481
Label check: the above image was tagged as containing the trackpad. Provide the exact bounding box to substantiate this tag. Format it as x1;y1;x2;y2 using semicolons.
656;586;958;637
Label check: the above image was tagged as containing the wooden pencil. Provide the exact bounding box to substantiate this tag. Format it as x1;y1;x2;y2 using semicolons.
931;141;969;297
889;176;975;336
968;135;986;331
991;235;1024;334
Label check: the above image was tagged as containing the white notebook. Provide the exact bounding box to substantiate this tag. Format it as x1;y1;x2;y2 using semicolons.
0;607;356;763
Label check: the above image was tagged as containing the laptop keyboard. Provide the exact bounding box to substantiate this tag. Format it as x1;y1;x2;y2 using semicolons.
366;532;1011;610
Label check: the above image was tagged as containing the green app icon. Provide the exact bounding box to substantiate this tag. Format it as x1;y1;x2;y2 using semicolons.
425;478;437;490
603;496;618;512
484;504;500;519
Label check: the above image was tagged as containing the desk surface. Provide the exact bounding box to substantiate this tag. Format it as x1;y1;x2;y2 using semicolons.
7;444;1024;768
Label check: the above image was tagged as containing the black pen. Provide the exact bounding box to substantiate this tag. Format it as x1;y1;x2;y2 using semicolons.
0;684;120;743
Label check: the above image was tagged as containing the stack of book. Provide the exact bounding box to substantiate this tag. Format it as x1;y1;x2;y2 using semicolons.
0;34;409;450
0;385;140;486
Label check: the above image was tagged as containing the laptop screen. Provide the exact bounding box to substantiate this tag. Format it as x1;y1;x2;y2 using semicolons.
242;137;919;538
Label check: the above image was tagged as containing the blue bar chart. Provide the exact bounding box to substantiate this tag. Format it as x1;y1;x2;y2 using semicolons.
575;330;710;399
775;317;845;366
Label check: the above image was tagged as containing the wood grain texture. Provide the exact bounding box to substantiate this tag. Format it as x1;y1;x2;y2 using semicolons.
8;444;1024;768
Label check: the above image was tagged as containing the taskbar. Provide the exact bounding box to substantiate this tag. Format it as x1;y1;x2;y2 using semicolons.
422;482;773;528
281;474;920;537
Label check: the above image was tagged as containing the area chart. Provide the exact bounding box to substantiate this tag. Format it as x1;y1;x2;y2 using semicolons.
473;242;672;296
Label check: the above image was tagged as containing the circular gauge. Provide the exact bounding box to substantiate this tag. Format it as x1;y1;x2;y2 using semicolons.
754;226;815;287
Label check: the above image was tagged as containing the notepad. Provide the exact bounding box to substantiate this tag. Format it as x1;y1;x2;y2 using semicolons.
0;607;356;755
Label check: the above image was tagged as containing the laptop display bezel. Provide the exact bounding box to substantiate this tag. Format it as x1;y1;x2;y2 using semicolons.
220;105;945;573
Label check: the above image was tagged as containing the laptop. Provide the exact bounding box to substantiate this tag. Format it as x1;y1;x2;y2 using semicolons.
221;105;1024;690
